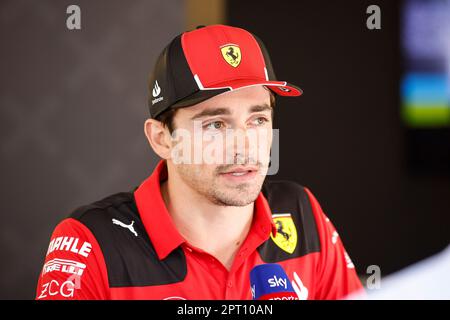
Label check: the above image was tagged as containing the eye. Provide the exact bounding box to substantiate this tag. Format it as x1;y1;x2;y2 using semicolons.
252;117;269;126
204;121;225;130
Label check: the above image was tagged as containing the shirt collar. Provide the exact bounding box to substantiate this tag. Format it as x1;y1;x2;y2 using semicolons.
134;160;277;260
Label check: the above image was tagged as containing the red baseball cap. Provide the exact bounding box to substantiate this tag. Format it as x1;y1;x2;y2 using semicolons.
148;24;303;119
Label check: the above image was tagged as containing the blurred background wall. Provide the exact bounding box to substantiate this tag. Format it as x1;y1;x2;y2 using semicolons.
0;0;449;299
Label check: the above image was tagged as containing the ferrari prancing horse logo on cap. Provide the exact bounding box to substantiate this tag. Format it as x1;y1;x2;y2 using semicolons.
270;213;298;254
220;44;241;68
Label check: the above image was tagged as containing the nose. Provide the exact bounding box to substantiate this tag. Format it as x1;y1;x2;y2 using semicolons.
224;125;261;165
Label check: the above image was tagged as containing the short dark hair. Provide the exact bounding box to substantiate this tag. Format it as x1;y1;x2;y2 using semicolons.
157;107;178;134
156;88;277;134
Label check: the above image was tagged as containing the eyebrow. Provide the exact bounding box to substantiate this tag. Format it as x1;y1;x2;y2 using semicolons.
190;104;272;120
190;107;231;120
249;104;272;114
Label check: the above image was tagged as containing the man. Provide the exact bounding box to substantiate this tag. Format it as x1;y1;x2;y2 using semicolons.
36;24;363;300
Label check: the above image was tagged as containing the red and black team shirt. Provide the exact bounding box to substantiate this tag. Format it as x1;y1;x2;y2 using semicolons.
36;160;363;300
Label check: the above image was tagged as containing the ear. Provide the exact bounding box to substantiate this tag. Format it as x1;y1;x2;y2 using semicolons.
144;118;172;159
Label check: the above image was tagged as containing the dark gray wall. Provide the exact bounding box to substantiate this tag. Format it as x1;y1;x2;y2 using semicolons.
228;0;449;277
0;0;183;299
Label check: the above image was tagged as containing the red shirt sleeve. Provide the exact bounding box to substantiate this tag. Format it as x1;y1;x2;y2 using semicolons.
36;218;109;300
304;188;364;299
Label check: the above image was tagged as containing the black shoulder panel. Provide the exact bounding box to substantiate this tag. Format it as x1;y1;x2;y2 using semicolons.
69;192;187;288
258;180;321;263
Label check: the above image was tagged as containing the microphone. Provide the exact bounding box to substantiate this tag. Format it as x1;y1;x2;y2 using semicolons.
250;263;299;300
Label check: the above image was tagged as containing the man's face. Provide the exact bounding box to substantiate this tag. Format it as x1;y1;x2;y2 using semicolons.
168;85;273;206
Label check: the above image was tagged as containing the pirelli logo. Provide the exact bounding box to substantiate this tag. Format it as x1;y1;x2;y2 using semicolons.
43;258;86;277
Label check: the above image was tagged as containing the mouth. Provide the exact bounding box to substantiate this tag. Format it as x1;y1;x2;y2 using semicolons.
219;166;259;182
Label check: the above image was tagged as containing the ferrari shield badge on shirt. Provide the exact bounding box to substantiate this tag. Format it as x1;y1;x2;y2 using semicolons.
270;213;298;254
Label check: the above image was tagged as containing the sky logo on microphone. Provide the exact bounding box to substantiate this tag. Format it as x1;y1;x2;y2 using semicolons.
250;263;299;300
268;275;287;289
